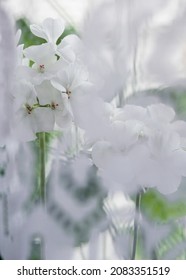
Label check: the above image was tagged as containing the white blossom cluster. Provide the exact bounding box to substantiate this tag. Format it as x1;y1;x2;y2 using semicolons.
14;18;89;142
92;103;186;195
1;0;186;260
13;14;186;196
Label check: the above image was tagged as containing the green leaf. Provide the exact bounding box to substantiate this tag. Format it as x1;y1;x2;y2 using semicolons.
141;189;186;222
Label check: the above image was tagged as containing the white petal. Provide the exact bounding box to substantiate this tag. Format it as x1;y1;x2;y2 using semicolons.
35;81;59;104
148;130;180;157
51;72;68;91
153;162;181;194
58;34;82;55
24;43;56;65
172;149;186;177
15;29;22;45
92;141;117;169
30;18;65;44
55;109;72;129
147;103;175;123
57;45;76;63
108;120;138;150
13;111;36;142
114;105;147;122
13;82;37;111
171;120;186;137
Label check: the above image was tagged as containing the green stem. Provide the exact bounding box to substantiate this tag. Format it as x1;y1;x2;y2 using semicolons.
39;132;46;204
131;190;142;260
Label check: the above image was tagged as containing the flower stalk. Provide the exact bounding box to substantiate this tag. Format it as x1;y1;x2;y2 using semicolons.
131;190;142;260
39;132;46;204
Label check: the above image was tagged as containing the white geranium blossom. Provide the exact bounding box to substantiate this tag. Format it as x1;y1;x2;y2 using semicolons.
22;43;65;85
92;103;186;195
30;18;77;63
12;18;89;141
12;82;53;141
12;81;73;142
51;63;89;100
35;81;72;129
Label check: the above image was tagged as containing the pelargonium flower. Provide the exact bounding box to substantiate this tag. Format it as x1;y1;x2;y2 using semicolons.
92;120;150;194
30;18;77;63
12;82;52;141
35;81;72;129
92;103;186;195
21;42;65;85
51;63;89;99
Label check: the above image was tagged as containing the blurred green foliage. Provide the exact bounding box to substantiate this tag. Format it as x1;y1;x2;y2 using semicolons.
141;189;186;222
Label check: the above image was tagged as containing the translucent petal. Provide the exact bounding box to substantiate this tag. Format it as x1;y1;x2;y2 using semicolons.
13;112;36;142
92;141;115;169
24;43;56;65
30;18;65;44
147;103;175;123
57;45;76;63
55;109;72;129
114;105;147;122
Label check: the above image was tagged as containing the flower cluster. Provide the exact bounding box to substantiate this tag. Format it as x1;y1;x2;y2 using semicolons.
92;103;186;195
14;18;89;141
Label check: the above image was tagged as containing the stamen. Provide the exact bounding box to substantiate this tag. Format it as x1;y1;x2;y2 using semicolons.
66;89;71;99
51;102;59;110
25;104;33;115
38;64;45;73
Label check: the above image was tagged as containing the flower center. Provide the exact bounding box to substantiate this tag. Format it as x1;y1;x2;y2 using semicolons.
38;64;45;73
66;89;71;99
25;104;33;115
51;102;59;110
62;89;72;99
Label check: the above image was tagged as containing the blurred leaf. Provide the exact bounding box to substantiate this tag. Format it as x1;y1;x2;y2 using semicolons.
141;189;186;222
157;223;186;260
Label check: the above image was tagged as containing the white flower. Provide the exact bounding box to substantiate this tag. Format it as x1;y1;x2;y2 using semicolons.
22;43;66;85
51;63;89;99
92;120;149;194
92;102;186;195
12;82;53;141
30;18;76;63
35;81;72;129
